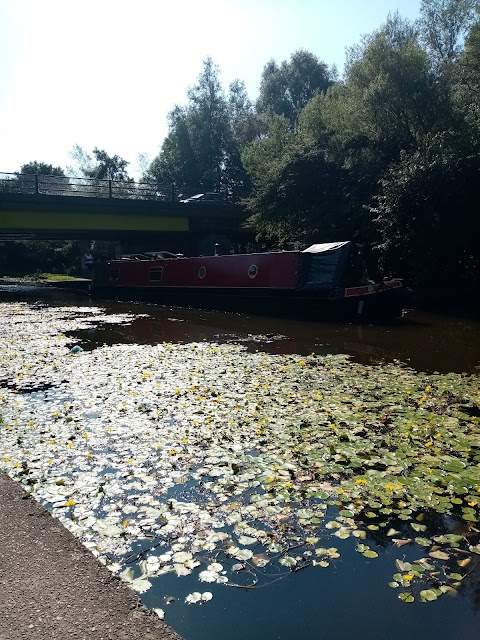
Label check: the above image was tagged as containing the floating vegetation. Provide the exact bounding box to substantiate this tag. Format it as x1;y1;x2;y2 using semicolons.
0;302;480;610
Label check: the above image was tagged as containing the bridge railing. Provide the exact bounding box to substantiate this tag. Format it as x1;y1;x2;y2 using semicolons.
0;172;176;201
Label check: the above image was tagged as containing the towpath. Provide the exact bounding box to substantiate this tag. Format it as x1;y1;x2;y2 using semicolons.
0;472;181;640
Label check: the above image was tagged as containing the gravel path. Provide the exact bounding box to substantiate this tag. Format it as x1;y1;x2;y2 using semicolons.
0;472;182;640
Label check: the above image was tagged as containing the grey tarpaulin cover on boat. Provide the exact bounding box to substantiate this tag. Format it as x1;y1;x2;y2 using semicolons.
300;242;352;289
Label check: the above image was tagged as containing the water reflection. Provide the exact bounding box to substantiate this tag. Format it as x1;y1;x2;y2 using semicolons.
1;285;479;373
72;304;479;374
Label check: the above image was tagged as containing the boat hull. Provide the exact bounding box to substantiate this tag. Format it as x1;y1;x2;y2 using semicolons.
91;283;405;321
91;243;406;321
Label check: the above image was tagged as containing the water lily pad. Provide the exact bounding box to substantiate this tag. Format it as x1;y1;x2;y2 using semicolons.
279;556;297;567
185;592;202;604
398;593;415;603
415;537;432;547
395;560;412;572
420;589;438;602
429;550;450;560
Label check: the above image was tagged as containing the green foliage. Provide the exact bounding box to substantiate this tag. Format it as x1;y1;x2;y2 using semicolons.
69;145;131;181
256;50;333;126
0;241;82;277
244;144;349;246
242;115;296;187
341;14;449;158
0;161;67;194
19;161;65;176
453;18;480;129
244;16;450;252
372;131;480;285
241;11;480;286
419;0;478;64
147;58;251;198
228;79;264;151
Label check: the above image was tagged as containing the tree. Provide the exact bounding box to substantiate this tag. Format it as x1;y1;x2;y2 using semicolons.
419;0;478;64
244;143;349;246
256;50;333;126
453;17;480;129
372;131;480;285
339;13;449;158
0;158;80;274
228;79;263;150
69;145;131;181
242;115;297;189
1;161;66;194
147;58;251;197
19;161;65;176
147;105;202;194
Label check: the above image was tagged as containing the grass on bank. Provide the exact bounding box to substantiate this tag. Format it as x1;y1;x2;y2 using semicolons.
0;272;84;283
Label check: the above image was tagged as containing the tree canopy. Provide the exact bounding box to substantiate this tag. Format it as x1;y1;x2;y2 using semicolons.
240;6;480;286
146;58;254;198
19;161;65;176
256;50;333;126
69;146;131;181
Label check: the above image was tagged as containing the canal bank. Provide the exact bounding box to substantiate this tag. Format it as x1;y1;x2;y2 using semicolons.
0;471;180;640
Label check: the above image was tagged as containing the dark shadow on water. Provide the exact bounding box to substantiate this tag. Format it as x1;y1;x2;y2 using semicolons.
2;285;479;373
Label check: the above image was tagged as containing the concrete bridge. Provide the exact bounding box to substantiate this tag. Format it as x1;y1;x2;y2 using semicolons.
0;172;251;256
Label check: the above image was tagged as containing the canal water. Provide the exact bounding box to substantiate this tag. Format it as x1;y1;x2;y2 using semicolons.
1;285;480;640
2;284;478;374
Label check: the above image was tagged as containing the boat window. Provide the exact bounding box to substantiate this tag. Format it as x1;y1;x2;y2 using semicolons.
198;266;206;279
149;267;163;281
248;264;258;278
109;269;119;282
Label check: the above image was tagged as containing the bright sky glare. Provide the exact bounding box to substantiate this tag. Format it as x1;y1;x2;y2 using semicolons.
0;0;422;179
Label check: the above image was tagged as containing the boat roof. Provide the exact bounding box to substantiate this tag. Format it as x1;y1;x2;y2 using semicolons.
302;242;351;253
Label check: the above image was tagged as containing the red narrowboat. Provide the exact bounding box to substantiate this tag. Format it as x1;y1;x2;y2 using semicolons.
92;242;405;320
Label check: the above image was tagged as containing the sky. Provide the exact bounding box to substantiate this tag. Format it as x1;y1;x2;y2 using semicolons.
0;0;422;179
